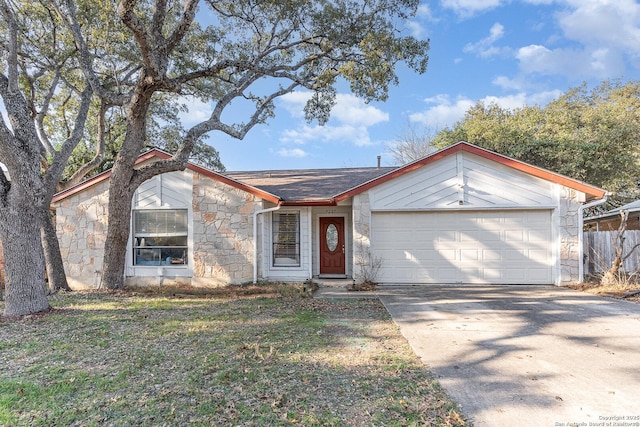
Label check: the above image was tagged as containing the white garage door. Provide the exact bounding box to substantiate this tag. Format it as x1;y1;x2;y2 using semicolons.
371;210;553;284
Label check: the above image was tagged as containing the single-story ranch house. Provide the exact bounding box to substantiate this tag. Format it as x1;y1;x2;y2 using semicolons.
51;141;606;289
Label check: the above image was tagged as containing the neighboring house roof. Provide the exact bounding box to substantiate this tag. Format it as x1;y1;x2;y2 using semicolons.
51;141;606;205
584;200;640;222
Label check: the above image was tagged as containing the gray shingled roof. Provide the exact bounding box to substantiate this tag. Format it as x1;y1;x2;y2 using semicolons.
225;166;397;202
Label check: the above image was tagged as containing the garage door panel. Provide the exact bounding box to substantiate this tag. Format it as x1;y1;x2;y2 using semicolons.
505;229;525;242
460;249;479;261
483;268;503;280
505;268;526;281
372;210;552;285
438;249;457;261
482;249;502;261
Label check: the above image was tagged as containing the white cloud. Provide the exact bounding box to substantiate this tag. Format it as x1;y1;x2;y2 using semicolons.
281;124;376;147
441;0;503;18
417;4;436;20
178;97;212;124
409;90;565;128
277;92;389;147
482;93;528;109
279;91;310;118
331;94;389;126
464;22;506;58
511;0;640;80
407;20;427;39
516;44;625;79
277;148;308;158
280;92;389;127
492;76;564;103
409;95;475;128
558;0;640;56
527;89;564;105
492;75;524;91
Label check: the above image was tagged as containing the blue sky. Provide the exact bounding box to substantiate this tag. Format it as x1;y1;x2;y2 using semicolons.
184;0;640;172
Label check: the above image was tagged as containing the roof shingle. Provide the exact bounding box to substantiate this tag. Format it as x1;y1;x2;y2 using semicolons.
225;167;397;203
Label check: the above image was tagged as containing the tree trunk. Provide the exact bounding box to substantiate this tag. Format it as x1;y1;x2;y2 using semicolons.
601;211;628;286
1;206;50;317
41;210;71;293
99;85;153;289
99;152;139;289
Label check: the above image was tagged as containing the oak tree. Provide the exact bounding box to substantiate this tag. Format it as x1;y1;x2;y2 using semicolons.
1;0;429;314
57;0;429;289
0;0;92;315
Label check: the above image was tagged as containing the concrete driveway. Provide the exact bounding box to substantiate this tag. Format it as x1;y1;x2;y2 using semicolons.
377;285;640;427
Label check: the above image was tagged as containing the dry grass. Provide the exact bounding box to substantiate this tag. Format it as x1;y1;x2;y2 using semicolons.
568;276;640;303
0;286;467;426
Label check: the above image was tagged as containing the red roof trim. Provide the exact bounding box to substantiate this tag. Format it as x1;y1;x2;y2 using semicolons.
52;149;281;205
334;141;606;202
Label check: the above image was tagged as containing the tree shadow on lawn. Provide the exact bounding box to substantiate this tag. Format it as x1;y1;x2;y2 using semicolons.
0;290;468;426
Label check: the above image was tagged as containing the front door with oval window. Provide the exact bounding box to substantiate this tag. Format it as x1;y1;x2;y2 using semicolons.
319;217;345;275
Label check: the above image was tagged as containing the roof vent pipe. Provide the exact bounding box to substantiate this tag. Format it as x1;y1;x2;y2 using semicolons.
377;155;381;169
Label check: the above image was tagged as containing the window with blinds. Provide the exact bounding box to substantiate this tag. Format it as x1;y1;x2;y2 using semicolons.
272;212;300;266
133;209;188;266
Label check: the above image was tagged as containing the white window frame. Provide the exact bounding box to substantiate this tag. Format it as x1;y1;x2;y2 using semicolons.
272;211;301;267
132;209;189;267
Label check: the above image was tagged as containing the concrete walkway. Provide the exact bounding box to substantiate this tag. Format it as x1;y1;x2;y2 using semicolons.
375;285;640;426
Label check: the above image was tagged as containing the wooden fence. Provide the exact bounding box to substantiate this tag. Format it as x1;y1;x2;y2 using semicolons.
583;230;640;275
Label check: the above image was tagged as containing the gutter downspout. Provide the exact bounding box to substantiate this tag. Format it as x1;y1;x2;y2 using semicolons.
254;204;281;283
578;194;608;283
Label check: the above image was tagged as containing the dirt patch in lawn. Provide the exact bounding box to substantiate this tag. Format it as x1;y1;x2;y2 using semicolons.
0;288;467;426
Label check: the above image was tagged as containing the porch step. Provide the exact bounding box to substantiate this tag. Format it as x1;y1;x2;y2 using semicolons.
312;278;354;288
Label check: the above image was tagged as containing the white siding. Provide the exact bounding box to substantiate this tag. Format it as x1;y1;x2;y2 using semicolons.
133;171;192;208
370;152;555;211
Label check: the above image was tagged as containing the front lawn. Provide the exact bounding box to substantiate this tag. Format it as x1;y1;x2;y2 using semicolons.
0;288;467;426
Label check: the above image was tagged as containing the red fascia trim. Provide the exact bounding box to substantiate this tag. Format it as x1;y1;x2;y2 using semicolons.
335;142;606;202
51;148;281;205
51;169;113;203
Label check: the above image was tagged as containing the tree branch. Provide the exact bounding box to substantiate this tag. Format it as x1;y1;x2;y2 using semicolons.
164;0;199;53
35;68;61;155
57;0;128;106
64;101;108;188
118;0;155;73
151;0;168;41
0;0;19;92
43;85;93;197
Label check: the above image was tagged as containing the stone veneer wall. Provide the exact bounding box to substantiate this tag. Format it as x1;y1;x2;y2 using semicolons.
352;193;371;284
54;180;110;289
558;186;583;285
191;173;261;286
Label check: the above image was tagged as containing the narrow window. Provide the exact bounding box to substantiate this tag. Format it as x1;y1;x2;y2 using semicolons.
272;212;300;266
133;209;188;266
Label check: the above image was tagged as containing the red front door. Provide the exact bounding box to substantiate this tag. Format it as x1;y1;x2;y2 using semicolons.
319;217;345;275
